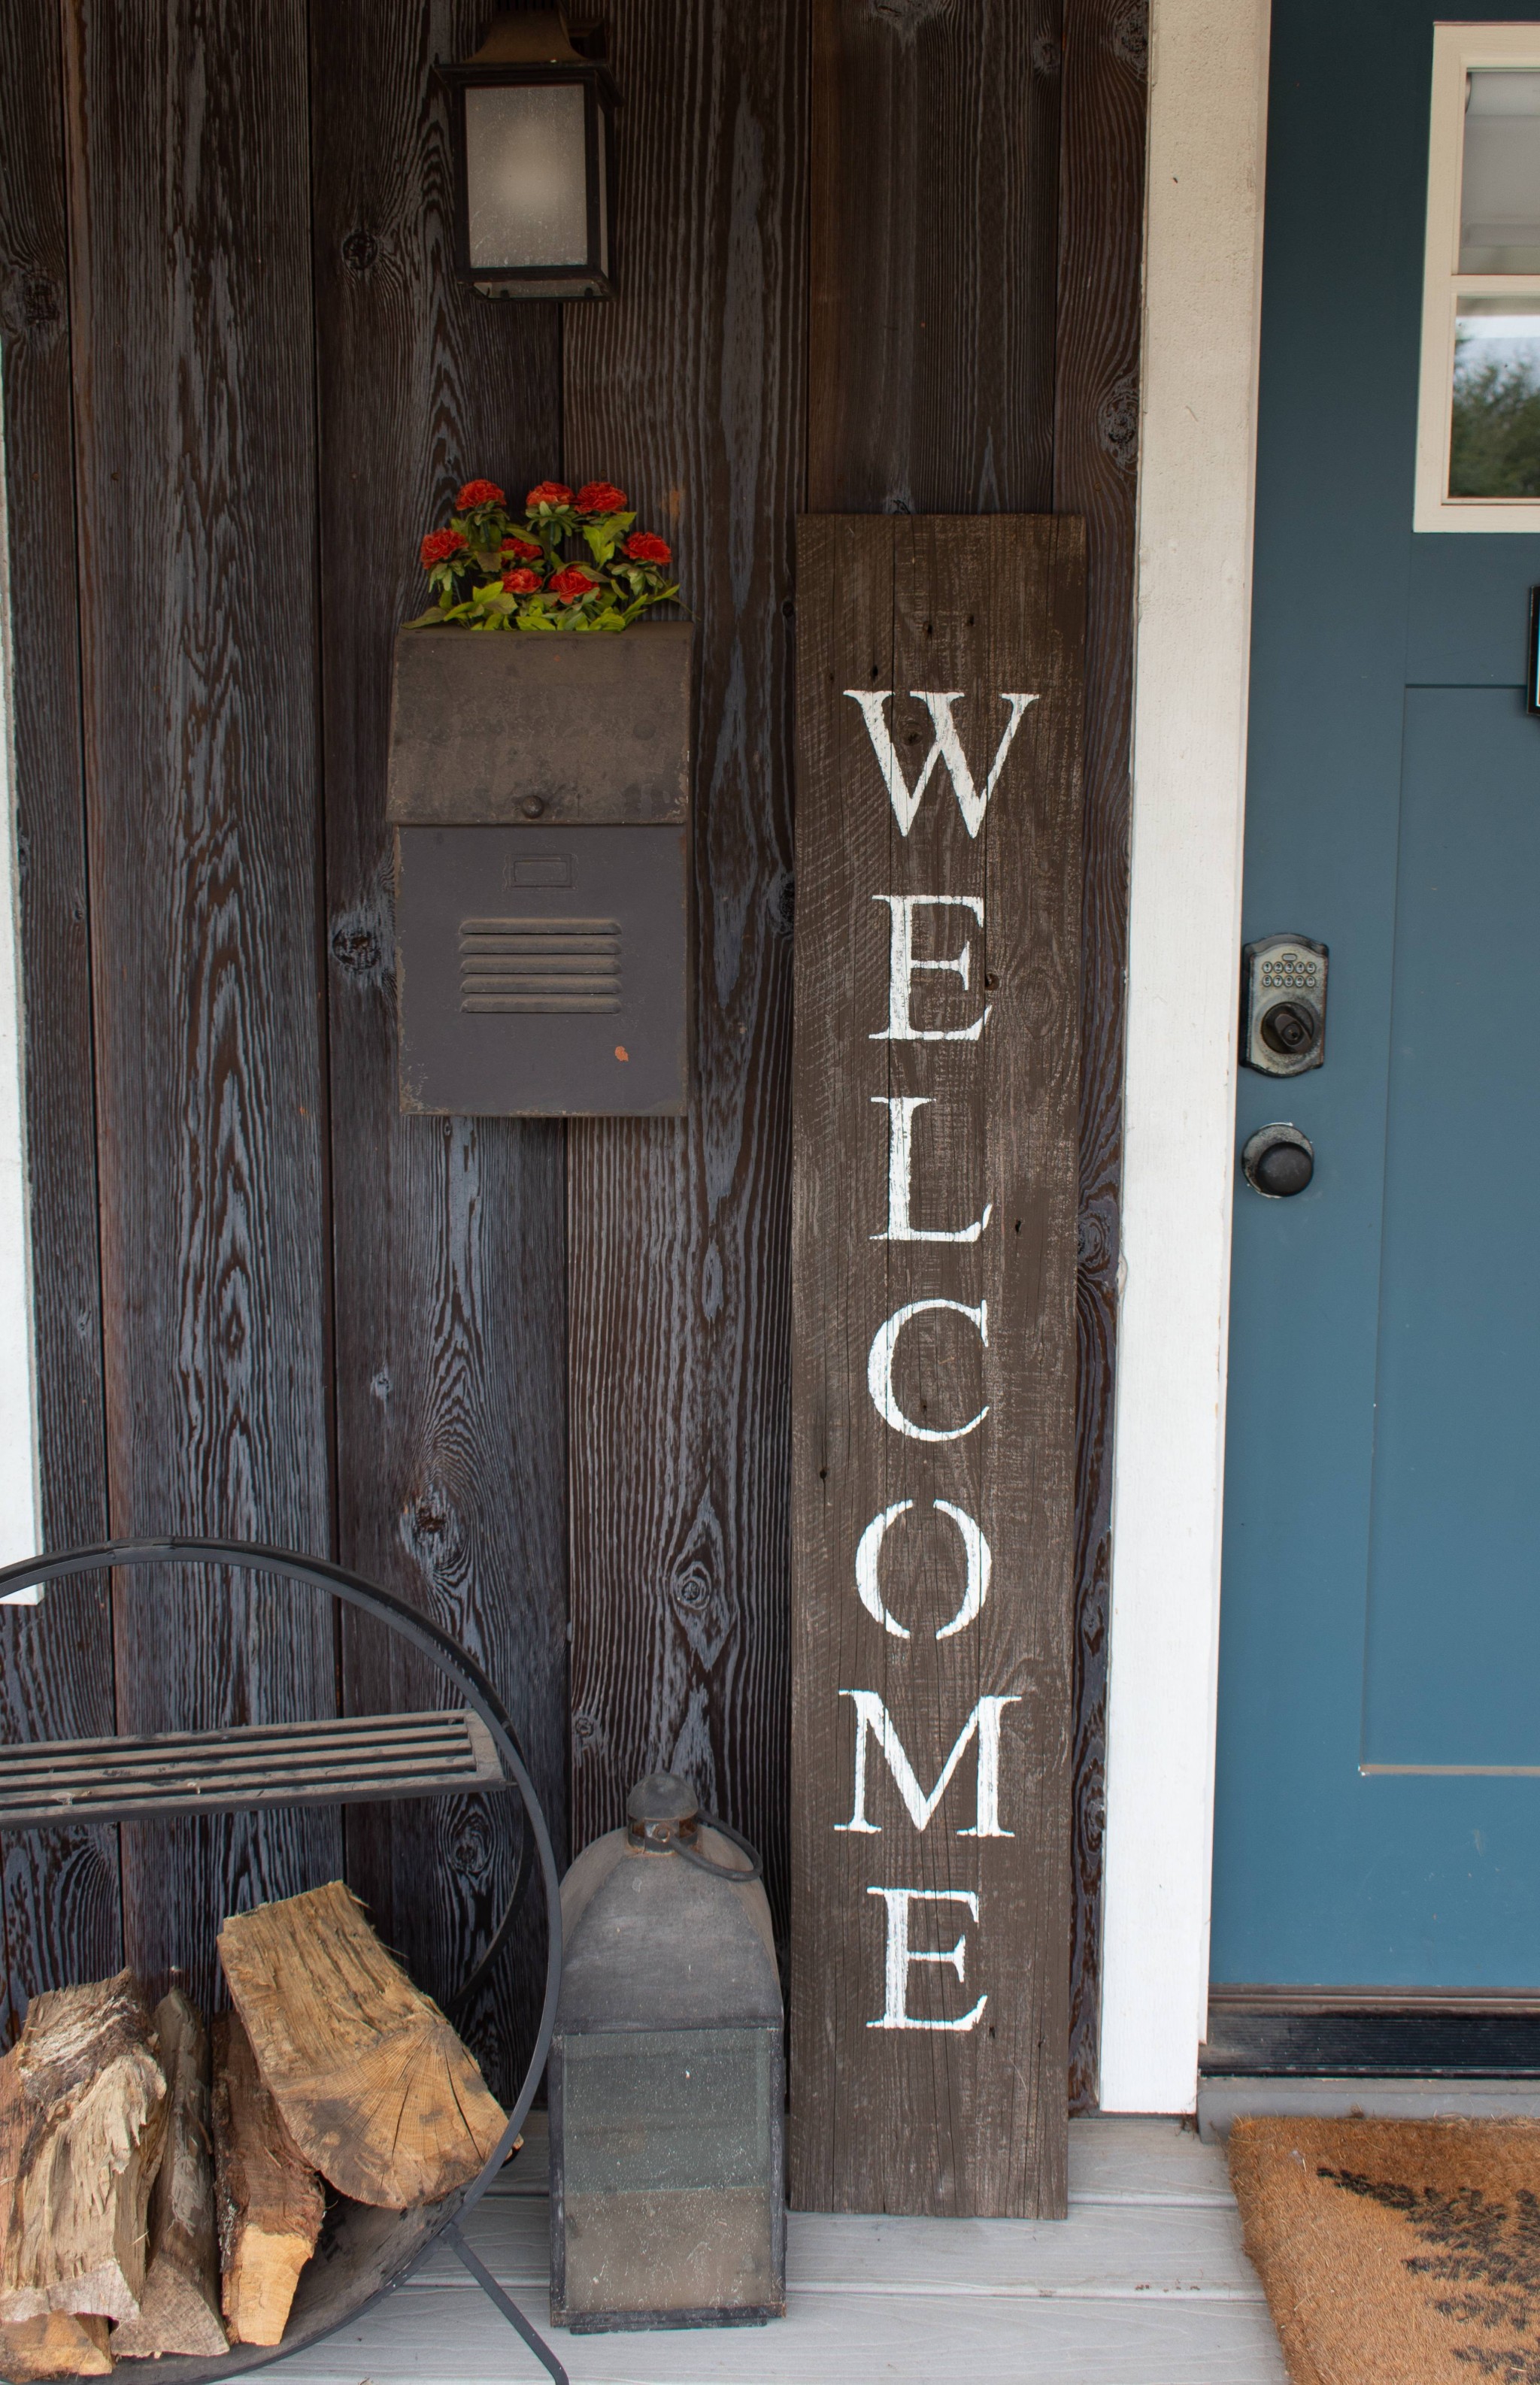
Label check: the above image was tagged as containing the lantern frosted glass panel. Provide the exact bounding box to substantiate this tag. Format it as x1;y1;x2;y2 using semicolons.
465;83;588;268
555;2029;781;2326
1461;71;1540;270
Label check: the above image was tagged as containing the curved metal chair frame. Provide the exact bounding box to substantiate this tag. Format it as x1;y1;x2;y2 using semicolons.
0;1537;566;2385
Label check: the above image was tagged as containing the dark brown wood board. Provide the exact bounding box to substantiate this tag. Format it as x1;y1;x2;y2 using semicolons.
59;0;339;2006
562;0;808;1961
1053;0;1147;2110
808;0;1060;517
308;0;568;2099
790;514;1083;2217
0;0;120;2025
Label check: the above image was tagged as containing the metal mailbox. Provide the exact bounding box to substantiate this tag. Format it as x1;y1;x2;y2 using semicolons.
387;620;694;1116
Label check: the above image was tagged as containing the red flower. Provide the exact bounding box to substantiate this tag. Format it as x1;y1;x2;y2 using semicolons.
576;480;629;515
526;480;574;510
550;565;599;602
420;527;468;567
500;534;543;560
502;568;542;595
624;531;672;565
456;478;505;510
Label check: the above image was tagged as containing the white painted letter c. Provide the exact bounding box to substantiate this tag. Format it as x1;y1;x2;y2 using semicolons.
867;1298;990;1442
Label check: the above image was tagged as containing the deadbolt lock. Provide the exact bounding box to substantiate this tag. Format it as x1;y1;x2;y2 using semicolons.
1241;932;1328;1077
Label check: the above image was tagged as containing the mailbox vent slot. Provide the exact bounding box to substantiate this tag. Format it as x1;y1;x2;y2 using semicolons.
459;917;622;1014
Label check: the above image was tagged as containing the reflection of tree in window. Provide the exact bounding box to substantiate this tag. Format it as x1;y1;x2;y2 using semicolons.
1451;329;1540;497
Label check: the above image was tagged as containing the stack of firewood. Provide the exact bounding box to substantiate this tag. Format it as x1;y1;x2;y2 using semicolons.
0;1881;506;2380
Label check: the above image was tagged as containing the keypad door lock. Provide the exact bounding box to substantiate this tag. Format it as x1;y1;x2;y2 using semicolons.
1241;932;1328;1077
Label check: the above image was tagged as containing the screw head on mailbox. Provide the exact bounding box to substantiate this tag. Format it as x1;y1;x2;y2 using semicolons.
386;621;695;1116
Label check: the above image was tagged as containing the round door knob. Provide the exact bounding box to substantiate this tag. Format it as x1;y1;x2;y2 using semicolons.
1242;1123;1314;1199
1259;999;1319;1057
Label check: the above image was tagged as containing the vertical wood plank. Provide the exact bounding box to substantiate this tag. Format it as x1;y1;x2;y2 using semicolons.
562;0;808;1956
1053;0;1147;2112
310;0;568;2099
808;0;1062;515
790;514;1083;2217
808;0;1144;2114
61;0;338;2006
0;0;120;2027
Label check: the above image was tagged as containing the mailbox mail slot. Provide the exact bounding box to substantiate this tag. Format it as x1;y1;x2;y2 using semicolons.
387;621;693;1116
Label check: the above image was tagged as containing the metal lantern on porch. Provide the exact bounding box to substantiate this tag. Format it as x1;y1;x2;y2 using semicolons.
548;1771;785;2333
436;6;617;300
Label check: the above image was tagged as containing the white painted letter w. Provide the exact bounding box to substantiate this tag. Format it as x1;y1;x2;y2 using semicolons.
844;689;1038;837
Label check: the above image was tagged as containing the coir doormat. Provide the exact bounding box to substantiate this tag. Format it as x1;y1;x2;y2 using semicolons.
1229;2114;1540;2384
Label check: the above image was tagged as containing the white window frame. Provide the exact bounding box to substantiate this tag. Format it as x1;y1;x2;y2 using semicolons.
1415;22;1540;532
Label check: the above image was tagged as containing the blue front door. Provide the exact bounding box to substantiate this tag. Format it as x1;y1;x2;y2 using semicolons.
1214;0;1540;1986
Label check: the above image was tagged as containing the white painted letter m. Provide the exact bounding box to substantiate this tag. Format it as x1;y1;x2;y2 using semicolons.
836;1689;1020;1838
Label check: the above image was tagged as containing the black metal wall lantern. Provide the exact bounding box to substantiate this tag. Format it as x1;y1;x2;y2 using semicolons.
437;7;617;300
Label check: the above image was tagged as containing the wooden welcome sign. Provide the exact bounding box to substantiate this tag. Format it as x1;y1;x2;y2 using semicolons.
790;516;1084;2218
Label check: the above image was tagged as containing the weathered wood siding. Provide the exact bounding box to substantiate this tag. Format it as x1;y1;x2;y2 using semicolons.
0;0;1142;2105
0;0;118;2037
562;0;808;1977
1054;0;1147;2108
62;0;339;2011
310;0;569;2100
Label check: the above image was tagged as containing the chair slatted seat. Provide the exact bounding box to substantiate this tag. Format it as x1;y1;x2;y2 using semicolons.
0;1708;508;1829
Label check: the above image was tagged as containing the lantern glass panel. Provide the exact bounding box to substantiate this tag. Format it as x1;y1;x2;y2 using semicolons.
556;2026;781;2322
465;83;589;269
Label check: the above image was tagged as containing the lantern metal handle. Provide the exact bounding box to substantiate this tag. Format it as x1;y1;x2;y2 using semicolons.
675;1808;763;1883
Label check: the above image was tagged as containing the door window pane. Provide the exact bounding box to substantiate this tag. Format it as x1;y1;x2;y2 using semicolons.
1460;71;1540;271
1450;297;1540;495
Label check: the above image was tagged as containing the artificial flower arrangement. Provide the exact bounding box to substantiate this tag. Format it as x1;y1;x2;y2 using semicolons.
408;477;679;633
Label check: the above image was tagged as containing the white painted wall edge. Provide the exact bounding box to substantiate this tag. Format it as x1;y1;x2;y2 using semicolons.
0;374;44;1601
1097;0;1272;2112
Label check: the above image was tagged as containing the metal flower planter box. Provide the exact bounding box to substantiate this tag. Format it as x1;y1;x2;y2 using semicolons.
387;620;695;1118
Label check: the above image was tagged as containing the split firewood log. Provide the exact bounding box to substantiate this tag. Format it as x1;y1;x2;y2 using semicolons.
111;1993;226;2359
0;2311;112;2379
217;1879;506;2208
0;1970;166;2329
0;2036;114;2370
211;2009;323;2348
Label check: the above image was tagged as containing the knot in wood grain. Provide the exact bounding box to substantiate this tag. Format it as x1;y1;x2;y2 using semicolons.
447;1808;495;1879
1076;1202;1114;1275
1098;373;1140;471
341;229;379;274
865;0;953;35
329;917;383;977
768;869;795;941
5;271;62;335
1108;0;1149;75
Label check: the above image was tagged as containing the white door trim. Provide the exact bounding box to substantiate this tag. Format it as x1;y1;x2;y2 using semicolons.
1097;0;1272;2114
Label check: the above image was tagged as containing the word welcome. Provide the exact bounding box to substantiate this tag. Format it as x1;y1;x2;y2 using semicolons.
842;689;1032;2033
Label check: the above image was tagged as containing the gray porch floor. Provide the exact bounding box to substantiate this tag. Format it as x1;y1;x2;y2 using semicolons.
269;2117;1287;2385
